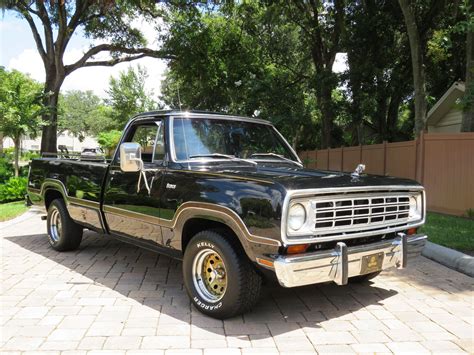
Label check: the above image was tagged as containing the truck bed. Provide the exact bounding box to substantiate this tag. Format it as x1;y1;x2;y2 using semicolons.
28;158;110;232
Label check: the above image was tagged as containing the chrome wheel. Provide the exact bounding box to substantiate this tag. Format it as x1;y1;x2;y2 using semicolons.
192;248;227;303
49;208;61;242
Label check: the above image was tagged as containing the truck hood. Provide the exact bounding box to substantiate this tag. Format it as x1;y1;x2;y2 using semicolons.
215;164;422;191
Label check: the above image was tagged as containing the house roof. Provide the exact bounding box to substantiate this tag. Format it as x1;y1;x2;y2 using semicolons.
426;81;465;126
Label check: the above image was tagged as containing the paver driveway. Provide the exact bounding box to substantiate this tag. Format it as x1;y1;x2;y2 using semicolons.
1;211;473;354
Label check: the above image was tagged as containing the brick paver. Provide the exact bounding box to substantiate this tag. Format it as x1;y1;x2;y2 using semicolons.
1;212;473;354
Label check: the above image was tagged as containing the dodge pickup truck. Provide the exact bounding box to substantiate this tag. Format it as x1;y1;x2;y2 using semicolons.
27;110;427;319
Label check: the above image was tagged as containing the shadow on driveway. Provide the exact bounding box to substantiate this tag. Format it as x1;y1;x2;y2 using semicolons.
6;229;401;338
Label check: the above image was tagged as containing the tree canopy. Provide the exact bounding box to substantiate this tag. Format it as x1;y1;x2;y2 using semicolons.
160;0;473;150
2;0;472;153
0;68;45;175
106;65;158;128
1;0;174;153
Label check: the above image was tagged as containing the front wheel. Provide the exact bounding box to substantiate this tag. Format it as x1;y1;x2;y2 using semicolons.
183;230;262;319
47;199;83;251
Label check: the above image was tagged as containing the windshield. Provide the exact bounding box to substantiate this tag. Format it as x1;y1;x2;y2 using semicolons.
172;117;298;163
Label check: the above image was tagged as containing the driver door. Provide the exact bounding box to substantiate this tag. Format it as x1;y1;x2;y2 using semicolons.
103;119;166;245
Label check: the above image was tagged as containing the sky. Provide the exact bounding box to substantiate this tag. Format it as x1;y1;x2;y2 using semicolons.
0;11;347;99
0;12;167;99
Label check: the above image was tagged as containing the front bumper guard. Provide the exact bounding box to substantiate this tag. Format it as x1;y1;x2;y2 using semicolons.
272;233;427;287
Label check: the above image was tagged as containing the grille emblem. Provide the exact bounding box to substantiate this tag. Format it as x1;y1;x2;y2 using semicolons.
351;164;366;178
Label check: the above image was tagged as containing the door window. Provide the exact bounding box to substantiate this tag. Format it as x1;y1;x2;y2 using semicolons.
127;120;164;164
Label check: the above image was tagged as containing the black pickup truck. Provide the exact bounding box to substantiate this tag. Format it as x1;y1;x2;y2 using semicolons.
28;110;427;318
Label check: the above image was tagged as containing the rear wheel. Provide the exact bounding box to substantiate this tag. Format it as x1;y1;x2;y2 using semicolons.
47;199;83;251
349;271;381;283
183;230;262;319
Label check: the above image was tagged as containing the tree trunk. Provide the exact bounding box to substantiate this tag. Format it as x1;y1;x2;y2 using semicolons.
319;99;334;148
399;0;427;136
316;77;335;149
14;135;20;177
375;90;388;143
387;92;402;141
462;7;474;132
40;72;63;154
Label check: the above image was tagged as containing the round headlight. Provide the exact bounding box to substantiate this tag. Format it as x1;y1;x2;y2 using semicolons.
288;203;307;231
409;196;418;218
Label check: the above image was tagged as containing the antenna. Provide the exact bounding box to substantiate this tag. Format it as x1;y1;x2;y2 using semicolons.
177;85;182;111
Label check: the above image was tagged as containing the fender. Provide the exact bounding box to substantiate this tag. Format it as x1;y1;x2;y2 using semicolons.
34;178;70;206
170;202;281;260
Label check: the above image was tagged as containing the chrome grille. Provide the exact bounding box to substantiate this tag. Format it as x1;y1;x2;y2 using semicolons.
312;193;411;235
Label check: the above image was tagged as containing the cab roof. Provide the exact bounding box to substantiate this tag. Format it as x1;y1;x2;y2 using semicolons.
132;110;272;125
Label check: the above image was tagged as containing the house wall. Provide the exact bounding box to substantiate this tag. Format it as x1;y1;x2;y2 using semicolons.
3;131;99;152
427;107;462;133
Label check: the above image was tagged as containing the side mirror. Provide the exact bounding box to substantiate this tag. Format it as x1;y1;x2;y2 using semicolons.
120;142;142;172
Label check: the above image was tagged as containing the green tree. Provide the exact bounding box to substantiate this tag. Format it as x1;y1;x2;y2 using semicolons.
86;105;116;137
344;0;413;144
459;0;474;131
97;129;122;157
279;0;345;148
1;0;174;154
106;65;158;128
0;69;45;176
58;90;103;140
160;2;319;150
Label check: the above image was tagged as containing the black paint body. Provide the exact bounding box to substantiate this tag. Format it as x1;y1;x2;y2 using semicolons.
28;111;423;264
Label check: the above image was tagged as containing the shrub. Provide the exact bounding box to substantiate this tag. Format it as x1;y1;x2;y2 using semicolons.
21;151;40;161
0;176;28;203
0;157;14;183
98;130;122;157
466;208;474;220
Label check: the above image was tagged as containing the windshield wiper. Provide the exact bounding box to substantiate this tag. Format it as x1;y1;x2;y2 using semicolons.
250;153;303;167
188;153;257;166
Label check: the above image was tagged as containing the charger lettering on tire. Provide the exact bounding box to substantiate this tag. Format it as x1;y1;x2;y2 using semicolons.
193;297;222;310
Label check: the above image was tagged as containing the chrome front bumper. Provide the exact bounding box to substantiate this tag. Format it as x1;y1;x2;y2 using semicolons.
273;234;427;287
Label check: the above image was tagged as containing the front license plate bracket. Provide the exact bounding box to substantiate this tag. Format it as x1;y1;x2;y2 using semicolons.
360;252;384;274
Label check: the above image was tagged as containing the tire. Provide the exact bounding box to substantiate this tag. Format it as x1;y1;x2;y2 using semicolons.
46;199;83;251
183;230;262;319
349;271;381;283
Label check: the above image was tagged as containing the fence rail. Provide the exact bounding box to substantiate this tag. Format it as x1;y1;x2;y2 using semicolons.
298;132;474;216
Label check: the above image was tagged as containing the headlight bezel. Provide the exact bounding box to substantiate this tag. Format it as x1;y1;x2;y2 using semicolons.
408;193;423;222
288;203;307;231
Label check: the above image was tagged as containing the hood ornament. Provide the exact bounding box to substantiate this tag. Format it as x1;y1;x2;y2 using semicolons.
351;164;366;178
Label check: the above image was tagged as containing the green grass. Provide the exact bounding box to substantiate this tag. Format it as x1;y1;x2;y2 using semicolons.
0;201;29;222
420;212;474;253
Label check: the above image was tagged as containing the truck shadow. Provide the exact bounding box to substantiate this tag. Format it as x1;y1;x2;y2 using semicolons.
6;230;404;337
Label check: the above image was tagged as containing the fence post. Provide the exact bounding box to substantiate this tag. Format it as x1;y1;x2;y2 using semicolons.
359;144;363;164
419;131;425;184
341;146;344;172
415;131;425;183
383;140;387;175
327;149;330;170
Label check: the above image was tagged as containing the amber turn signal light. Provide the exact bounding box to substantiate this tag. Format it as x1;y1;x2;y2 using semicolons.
407;228;417;235
256;258;274;268
287;244;310;254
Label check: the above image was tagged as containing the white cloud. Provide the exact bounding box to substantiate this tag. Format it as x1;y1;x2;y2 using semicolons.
6;17;168;99
8;49;45;82
62;52;167;99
